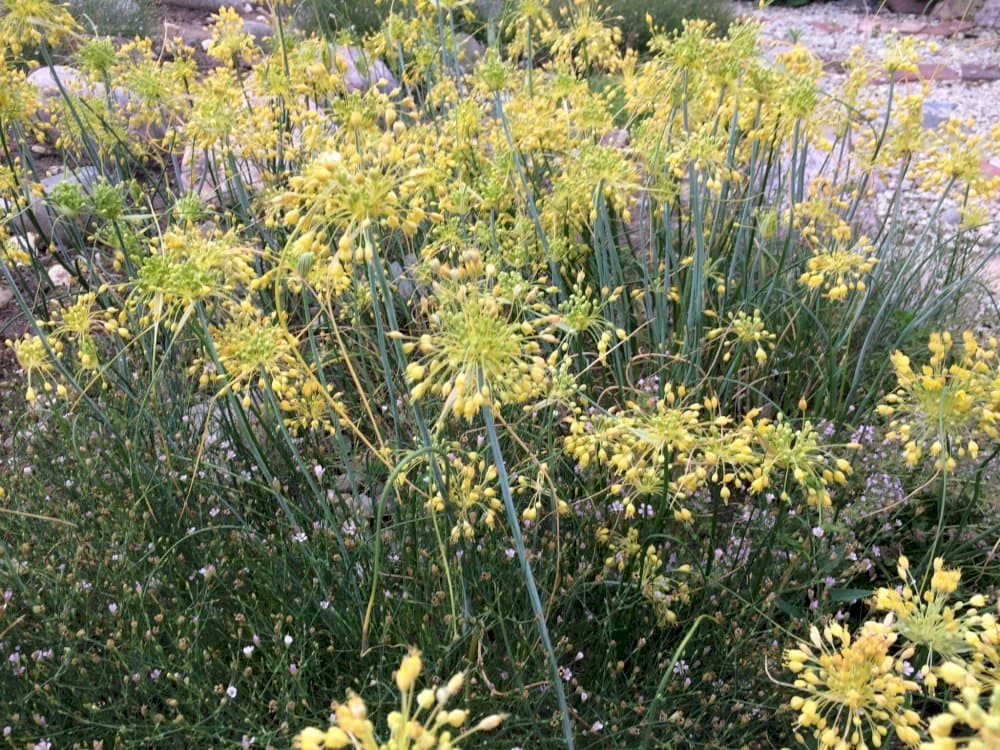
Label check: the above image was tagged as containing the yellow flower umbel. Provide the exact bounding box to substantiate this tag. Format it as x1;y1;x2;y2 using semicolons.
783;620;922;749
878;331;1000;470
750;416;851;508
927;608;1000;748
923;682;1000;750
873;556;983;664
293;648;506;750
706;309;776;365
799;235;879;302
403;255;560;424
0;0;77;57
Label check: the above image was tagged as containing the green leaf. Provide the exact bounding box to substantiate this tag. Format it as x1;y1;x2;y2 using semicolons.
828;588;873;603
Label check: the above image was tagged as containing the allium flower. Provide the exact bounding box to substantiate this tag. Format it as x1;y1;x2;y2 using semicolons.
878;331;1000;470
783;620;922;749
293;648;505;750
131;228;257;323
0;0;77;57
706;309;776;365
799;236;878;302
923;683;1000;750
403;257;560;424
873;556;983;662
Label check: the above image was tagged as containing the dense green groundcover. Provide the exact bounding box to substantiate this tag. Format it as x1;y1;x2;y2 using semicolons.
1;0;999;748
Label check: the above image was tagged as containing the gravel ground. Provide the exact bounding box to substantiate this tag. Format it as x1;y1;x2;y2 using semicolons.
743;1;1000;317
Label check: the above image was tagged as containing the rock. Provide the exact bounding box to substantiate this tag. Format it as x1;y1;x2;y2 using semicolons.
885;0;932;12
47;265;72;288
0;285;12;309
242;20;273;45
179;145;264;204
973;0;1000;26
941;207;962;226
600;128;628;149
454;33;485;71
919;20;976;34
163;20;211;50
960;64;1000;81
161;0;234;9
874;63;961;84
28;66;105;139
20;167;101;247
27;65;134;146
473;0;503;19
921;99;955;128
332;45;396;93
931;0;985;20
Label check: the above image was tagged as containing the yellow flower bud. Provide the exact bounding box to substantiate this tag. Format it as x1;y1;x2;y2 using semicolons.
476;714;506;731
295;727;326;750
324;726;351;748
396;649;423;692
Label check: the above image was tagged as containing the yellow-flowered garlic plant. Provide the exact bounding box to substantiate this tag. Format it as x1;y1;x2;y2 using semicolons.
872;556;986;673
293;649;505;750
878;332;1000;471
783;619;923;750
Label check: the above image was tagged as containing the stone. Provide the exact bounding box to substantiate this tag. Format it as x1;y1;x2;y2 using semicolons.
160;0;233;9
960;64;1000;81
874;63;961;83
885;0;933;12
47;265;72;288
179;145;264;204
28;65;105;139
332;45;396;94
931;0;985;20
808;21;845;34
941;207;962;226
981;159;1000;181
857;17;925;34
0;285;12;309
918;20;976;34
921;99;955;128
973;0;1000;26
454;33;485;71
473;0;503;19
27;65;134;145
242;20;273;45
162;20;211;50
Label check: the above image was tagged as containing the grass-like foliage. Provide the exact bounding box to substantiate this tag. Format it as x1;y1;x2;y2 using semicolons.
1;0;999;747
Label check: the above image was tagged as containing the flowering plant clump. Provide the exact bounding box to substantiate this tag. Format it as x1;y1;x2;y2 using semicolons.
783;619;922;749
878;332;1000;470
784;559;1000;750
293;650;505;750
0;0;999;747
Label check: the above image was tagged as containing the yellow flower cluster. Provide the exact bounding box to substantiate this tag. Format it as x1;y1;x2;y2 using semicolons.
784;620;922;749
706;309;776;365
873;556;985;665
799;236;878;302
566;393;851;517
0;0;77;57
402;259;562;424
878;332;1000;470
924;610;1000;750
293;649;505;750
786;558;1000;750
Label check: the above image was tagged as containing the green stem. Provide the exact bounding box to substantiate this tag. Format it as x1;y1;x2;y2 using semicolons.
482;404;575;750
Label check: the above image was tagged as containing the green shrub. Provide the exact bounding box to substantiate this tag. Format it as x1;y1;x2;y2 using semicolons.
67;0;154;39
606;0;733;51
1;2;999;748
